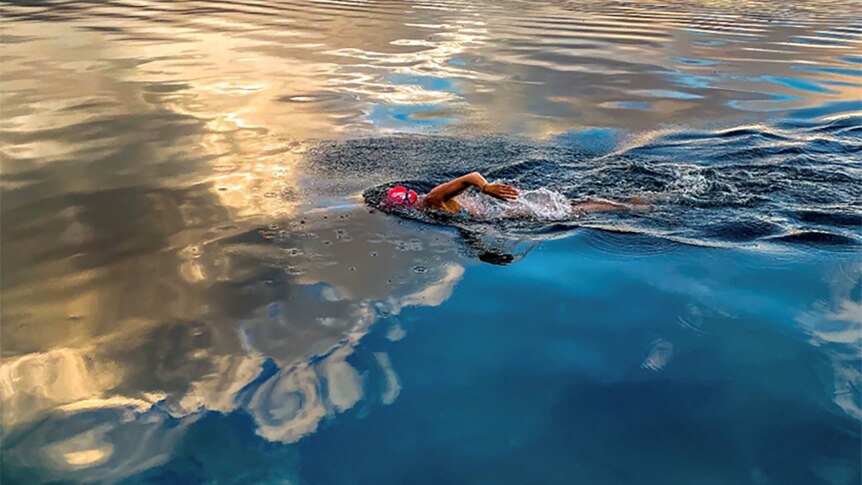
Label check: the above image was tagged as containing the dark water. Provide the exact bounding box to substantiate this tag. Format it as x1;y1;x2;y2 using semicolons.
1;0;861;483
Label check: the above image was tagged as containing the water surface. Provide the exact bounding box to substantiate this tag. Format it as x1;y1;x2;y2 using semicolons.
1;0;860;483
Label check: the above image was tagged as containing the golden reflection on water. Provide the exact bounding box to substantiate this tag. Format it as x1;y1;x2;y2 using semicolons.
1;201;466;480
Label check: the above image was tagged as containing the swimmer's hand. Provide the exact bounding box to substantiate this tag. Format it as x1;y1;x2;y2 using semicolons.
481;183;520;201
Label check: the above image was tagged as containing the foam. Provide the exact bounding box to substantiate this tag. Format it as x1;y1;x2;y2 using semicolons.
460;187;576;221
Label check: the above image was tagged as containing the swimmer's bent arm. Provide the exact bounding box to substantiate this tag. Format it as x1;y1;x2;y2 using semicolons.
424;172;519;206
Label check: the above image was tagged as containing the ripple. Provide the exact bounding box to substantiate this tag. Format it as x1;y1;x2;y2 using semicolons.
2;0;859;137
794;209;862;228
769;230;860;247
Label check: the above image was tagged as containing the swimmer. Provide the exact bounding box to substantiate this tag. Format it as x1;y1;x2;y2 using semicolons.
384;171;640;216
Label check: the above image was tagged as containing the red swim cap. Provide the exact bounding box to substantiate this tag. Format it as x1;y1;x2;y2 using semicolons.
385;186;418;206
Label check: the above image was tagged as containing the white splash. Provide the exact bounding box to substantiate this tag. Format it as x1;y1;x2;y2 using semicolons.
460;187;576;221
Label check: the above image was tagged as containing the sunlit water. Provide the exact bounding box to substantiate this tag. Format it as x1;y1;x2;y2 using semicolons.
1;0;860;483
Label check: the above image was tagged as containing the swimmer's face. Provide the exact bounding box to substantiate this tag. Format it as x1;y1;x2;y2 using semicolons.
385;186;419;207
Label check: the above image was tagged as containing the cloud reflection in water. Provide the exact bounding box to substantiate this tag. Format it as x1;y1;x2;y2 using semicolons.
1;208;466;480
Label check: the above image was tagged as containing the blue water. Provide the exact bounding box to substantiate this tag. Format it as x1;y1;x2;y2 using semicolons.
1;0;861;483
111;235;859;485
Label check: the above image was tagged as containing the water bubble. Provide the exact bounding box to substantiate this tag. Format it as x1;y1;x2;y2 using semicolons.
413;265;428;273
285;265;305;275
369;251;379;257
395;240;423;251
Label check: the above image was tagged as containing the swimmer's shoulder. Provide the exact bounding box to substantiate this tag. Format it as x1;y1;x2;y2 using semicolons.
421;197;462;214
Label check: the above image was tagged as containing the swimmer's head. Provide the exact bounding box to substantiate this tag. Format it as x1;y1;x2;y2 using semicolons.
385;185;419;207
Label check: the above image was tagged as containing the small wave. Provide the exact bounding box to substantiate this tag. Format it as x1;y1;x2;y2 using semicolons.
768;230;860;247
794;209;862;228
702;218;785;241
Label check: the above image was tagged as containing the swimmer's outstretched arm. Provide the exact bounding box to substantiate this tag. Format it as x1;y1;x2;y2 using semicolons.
424;172;519;206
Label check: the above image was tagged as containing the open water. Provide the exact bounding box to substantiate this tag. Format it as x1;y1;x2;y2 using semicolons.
1;0;860;483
